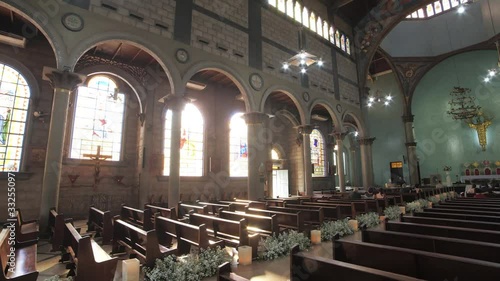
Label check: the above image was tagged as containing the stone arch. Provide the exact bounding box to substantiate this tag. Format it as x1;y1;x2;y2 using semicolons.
260;85;307;125
67;34;182;94
181;62;254;112
308;99;342;129
342;111;367;137
271;143;286;160
0;0;67;67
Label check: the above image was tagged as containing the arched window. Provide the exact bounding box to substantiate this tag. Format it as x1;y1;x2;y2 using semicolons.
302;7;309;28
451;0;459;7
426;4;434;17
277;0;286;13
316;16;323;37
163;103;204;176
329;27;335;44
310;129;325;177
268;0;277;7
286;0;294;18
443;0;451;11
335;30;341;48
346;38;351;55
272;149;280;160
340;34;346;51
0;63;30;172
294;2;302;23
229;113;248;177
310;12;317;32
70;76;125;161
323;21;329;40
434;1;442;14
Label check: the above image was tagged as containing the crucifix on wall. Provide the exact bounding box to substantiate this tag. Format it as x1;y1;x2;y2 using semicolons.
83;145;111;190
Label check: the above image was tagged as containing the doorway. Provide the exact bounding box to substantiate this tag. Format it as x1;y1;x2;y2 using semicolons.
272;170;289;198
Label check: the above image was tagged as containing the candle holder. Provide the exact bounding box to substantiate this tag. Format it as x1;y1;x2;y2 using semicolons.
311;230;321;244
68;174;79;185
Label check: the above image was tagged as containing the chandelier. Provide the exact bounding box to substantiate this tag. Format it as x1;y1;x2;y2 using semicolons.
446;86;480;120
282;27;324;74
366;90;393;108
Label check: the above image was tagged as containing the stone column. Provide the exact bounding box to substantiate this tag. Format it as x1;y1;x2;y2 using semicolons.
349;147;359;187
297;125;313;196
138;89;156;206
334;132;347;192
39;68;86;232
165;96;188;209
243;112;270;200
403;115;419;185
358;137;376;188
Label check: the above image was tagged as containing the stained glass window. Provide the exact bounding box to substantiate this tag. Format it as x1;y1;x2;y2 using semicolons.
163;103;204;176
323;21;329;40
310;129;325;177
70;76;125;161
426;4;435;16
418;8;425;18
302;7;309;28
443;0;451;10
451;0;459;7
272;149;279;160
329;27;335;44
316;16;322;36
286;0;294;18
230;113;248;177
434;1;442;14
346;38;351;55
335;30;341;48
340;34;346;51
0;64;30;172
294;1;302;23
277;0;285;13
310;12;316;32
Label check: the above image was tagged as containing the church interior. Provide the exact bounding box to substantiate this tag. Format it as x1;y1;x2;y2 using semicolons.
1;0;500;280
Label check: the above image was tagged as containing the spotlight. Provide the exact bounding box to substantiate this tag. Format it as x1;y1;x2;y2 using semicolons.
369;97;375;103
488;70;496;77
283;63;289;70
384;101;389;106
484;77;491;82
457;6;465;13
367;102;373;107
386;95;393;101
300;59;306;65
317;60;324;67
300;68;307;74
299;52;306;59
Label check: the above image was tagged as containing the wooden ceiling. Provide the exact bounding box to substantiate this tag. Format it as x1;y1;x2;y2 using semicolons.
191;70;238;89
329;0;383;26
0;6;39;38
87;41;159;68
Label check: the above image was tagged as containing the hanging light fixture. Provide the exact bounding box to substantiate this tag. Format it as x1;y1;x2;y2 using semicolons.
447;86;480;120
282;27;324;74
366;90;393;108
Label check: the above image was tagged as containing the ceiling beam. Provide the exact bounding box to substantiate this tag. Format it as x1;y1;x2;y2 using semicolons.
111;43;123;60
130;49;142;63
331;0;354;10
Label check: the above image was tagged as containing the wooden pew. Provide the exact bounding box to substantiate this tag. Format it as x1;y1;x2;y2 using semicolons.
155;215;223;255
178;202;209;219
217;262;249;281
120;204;153;231
333;238;500;281
302;202;354;219
87;206;113;245
435;204;500;212
233;199;268;209
424;207;500;217
62;222;118;281
415;211;500;223
0;228;38;281
111;218;174;267
317;199;367;216
441;201;500;208
284;203;339;221
220;210;279;237
189;213;260;258
267;206;324;226
246;208;305;233
144;204;176;219
400;215;500;231
361;228;500;263
385;220;500;244
219;201;250;212
290;245;424;281
196;201;234;214
48;208;66;252
14;209;39;246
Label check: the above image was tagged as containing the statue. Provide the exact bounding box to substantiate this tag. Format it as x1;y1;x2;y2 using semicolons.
467;111;493;151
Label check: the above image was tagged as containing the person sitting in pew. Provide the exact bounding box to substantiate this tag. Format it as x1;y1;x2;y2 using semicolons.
474;188;487;198
375;189;385;199
351;187;361;199
362;187;375;199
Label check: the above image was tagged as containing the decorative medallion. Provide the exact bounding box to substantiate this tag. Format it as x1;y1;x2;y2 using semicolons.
302;92;310;102
249;73;263;91
336;104;343;113
61;13;84;32
175;49;189;63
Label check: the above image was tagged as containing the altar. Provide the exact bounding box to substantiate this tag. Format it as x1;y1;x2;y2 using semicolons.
460;175;500;183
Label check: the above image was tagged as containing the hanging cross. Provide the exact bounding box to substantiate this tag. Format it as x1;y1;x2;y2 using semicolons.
83;146;112;190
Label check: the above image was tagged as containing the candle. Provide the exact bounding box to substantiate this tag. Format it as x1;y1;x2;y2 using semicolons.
311;230;321;244
122;258;140;281
238;246;252;265
428;202;433;208
399;206;406;215
379;215;386;222
348;219;358;231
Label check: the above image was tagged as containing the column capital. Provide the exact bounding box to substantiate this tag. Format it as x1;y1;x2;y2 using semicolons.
243;112;269;125
296;124;314;135
402;114;415;123
42;67;87;91
160;94;190;111
330;131;348;141
358;137;376;145
405;142;417;147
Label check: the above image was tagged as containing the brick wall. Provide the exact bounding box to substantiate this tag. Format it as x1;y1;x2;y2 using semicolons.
262;42;301;85
337;52;358;82
339;79;360;106
191;11;248;65
194;0;248;28
90;0;175;38
261;8;299;50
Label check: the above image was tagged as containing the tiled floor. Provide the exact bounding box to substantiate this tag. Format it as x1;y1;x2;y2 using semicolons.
36;221;369;281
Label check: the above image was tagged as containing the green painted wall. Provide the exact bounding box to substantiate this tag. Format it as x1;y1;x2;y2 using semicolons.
363;73;407;186
413;50;500;182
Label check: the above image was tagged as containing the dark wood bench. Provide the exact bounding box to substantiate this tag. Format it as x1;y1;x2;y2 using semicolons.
317;199;365;216
435;204;500;212
284;203;339;221
247;208;305;233
48;208;65;252
401;215;500;231
120;204;153;231
87;206;113;245
155;215;224;255
362;228;500;263
267;206;324;226
217;262;249;281
424;207;500;217
333;237;500;281
415;210;500;223
0;228;38;281
291;245;424;281
385;220;500;244
302;201;354;219
220;210;279;236
178;202;209;219
111;217;174;267
144;204;176;219
219;201;250;212
189;213;260;258
196;201;234;214
233;199;268;209
14;209;39;247
62;221;117;281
